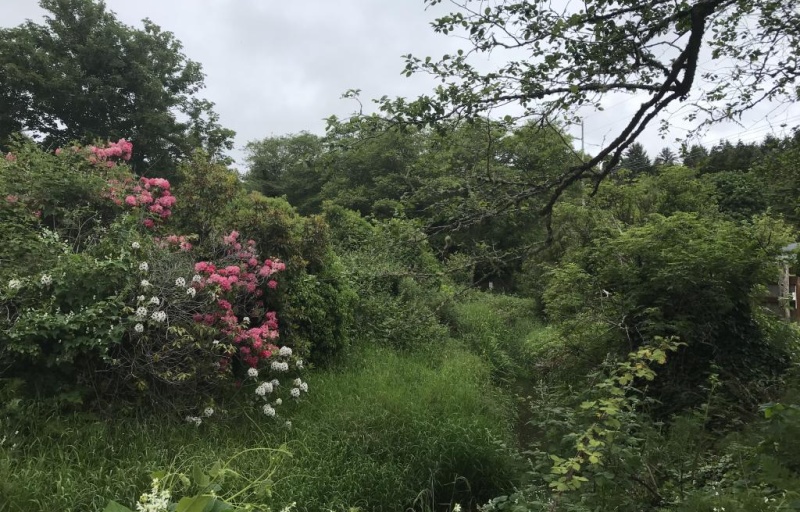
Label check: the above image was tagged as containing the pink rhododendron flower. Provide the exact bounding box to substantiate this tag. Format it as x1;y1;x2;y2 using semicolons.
125;196;137;206
143;218;155;228
267;280;278;289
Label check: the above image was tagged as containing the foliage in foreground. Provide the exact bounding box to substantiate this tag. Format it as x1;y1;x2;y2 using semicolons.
0;345;518;512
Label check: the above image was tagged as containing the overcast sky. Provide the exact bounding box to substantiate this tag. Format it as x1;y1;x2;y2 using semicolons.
2;0;799;169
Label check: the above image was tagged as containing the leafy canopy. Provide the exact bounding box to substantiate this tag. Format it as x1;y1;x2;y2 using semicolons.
0;0;234;178
377;0;800;229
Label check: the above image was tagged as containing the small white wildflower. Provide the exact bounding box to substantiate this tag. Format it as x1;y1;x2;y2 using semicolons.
247;367;259;378
452;505;462;512
293;378;302;386
263;404;276;417
138;262;149;272
242;316;250;325
136;477;171;512
186;287;196;298
175;277;186;287
134;323;144;333
274;398;282;406
40;274;53;286
278;346;292;357
140;279;151;288
255;381;273;396
137;295;146;302
131;241;141;249
135;306;148;319
296;359;304;370
212;339;220;345
149;296;160;305
300;382;308;393
192;274;202;283
185;415;202;426
290;387;300;398
151;311;167;323
203;407;214;417
7;279;21;290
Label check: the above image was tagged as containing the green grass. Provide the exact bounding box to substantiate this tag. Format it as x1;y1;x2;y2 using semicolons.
0;344;519;512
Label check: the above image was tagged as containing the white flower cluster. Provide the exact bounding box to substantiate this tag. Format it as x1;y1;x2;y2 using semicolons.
262;404;276;417
185;415;202;426
278;346;292;357
131;241;141;250
300;382;308;392
134;323;144;333
203;407;214;417
40;274;52;286
296;359;304;370
271;361;289;372
135;306;148;320
141;279;151;288
255;381;273;396
175;277;186;287
247;367;259;378
151;311;167;323
7;279;22;290
136;478;171;512
138;262;149;272
186;287;196;298
290;388;300;398
149;296;160;305
274;398;282;406
271;378;280;388
242;316;250;325
192;274;202;283
137;295;146;302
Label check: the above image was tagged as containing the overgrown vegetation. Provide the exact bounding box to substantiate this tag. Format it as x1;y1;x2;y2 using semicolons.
2;0;800;510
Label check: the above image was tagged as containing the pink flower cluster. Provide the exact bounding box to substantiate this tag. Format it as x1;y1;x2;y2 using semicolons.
190;231;287;369
155;234;193;252
88;138;133;166
122;177;175;228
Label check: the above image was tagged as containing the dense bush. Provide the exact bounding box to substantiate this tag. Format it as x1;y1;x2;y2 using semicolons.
0;141;307;412
542;212;798;413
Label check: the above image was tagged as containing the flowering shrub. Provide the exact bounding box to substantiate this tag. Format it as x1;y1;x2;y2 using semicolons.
0;140;306;415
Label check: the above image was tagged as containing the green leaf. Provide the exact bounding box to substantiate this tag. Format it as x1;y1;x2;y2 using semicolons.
103;501;135;512
175;495;215;512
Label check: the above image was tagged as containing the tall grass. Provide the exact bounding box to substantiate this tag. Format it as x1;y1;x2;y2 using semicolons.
0;344;518;511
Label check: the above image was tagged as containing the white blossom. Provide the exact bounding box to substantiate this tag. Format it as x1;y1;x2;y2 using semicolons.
271;361;289;372
300;382;308;393
134;323;144;333
40;274;53;286
175;277;186;287
192;274;202;283
274;398;282;406
7;279;22;290
186;287;196;298
131;241;141;250
255;381;273;396
151;311;167;323
137;295;146;302
140;279;151;288
296;359;304;370
278;346;292;357
149;296;160;305
138;262;149;272
242;316;250;325
262;404;276;417
184;416;202;426
271;378;280;387
293;378;302;386
203;407;214;417
247;367;259;378
290;388;300;398
135;306;148;319
284;420;292;429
